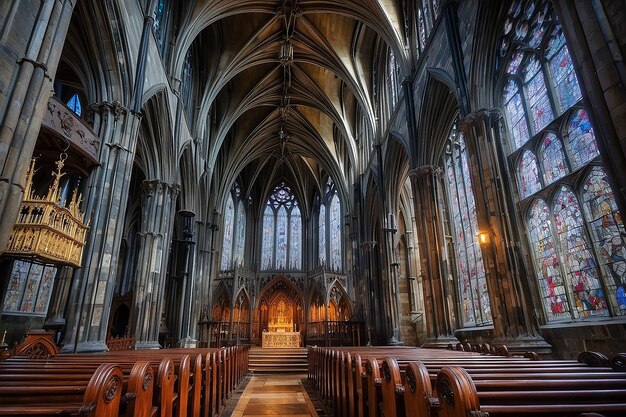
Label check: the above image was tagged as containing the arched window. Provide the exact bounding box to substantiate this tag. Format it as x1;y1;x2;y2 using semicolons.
153;0;170;54
276;206;288;269
518;150;542;198
221;195;234;270
66;93;82;116
260;182;302;271
318;204;326;265
318;178;342;271
221;183;246;270
415;0;440;57
261;205;274;270
444;124;492;327
387;49;401;109
181;48;193;123
289;205;302;269
500;0;626;321
329;194;342;270
235;202;246;264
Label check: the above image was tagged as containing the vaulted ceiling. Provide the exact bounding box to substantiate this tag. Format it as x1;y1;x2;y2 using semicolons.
178;0;407;212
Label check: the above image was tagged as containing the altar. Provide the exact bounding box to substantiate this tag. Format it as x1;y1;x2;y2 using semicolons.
262;331;301;348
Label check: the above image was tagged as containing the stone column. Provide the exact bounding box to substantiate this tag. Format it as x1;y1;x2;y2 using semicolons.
62;103;142;353
0;0;76;252
132;180;179;349
409;166;457;347
552;0;626;217
189;220;211;341
461;110;551;353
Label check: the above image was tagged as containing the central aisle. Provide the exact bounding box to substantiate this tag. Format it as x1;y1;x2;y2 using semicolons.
225;374;321;417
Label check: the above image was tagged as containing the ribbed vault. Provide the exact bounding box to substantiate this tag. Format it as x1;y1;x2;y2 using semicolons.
171;0;407;213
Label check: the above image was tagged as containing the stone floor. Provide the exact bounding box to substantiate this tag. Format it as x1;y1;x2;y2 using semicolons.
223;373;321;417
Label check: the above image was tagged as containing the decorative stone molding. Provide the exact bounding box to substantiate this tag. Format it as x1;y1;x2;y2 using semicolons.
41;96;101;163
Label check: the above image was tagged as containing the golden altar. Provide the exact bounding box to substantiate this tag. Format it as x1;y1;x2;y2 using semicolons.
262;298;300;347
262;331;300;348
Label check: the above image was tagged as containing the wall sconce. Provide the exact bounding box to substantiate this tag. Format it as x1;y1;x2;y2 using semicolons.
477;230;490;245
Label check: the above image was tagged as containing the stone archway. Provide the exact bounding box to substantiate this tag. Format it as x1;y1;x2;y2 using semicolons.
253;276;304;347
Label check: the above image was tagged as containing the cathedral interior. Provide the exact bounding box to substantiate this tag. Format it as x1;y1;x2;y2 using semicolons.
0;0;625;359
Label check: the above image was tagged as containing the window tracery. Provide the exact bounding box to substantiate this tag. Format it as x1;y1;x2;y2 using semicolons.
500;0;626;321
261;182;301;271
444;124;492;327
221;183;247;270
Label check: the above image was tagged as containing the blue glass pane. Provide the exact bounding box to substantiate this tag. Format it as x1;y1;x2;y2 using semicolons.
66;93;82;116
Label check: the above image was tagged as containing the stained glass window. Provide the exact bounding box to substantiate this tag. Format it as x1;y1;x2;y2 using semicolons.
388;50;400;107
153;0;169;53
290;204;302;270
504;80;529;150
329;194;342;270
581;167;626;316
221;195;234;270
319;204;327;265
566;109;599;170
500;1;623;322
261;182;301;270
275;206;288;269
261;204;274;270
548;29;581;111
538;133;568;185
445;128;492;327
2;260;57;316
553;186;608;318
518;150;542;198
235;203;246;265
524;56;554;133
527;199;571;321
66;93;81;116
418;8;426;52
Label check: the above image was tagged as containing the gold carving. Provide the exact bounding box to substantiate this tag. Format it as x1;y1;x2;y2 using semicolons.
262;331;300;348
5;159;89;268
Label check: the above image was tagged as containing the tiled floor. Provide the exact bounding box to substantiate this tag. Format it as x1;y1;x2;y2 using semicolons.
227;374;320;417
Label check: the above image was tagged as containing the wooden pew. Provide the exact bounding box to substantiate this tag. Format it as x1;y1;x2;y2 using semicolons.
0;344;250;417
308;346;626;417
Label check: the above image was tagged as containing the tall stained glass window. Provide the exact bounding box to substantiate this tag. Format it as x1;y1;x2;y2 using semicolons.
261;205;274;270
416;0;440;55
290;205;302;269
444;124;492;327
261;182;302;270
221;183;246;270
319;205;326;265
329;194;342;270
276;206;288;269
221;195;234;270
235;203;246;265
500;0;626;321
318;178;342;270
